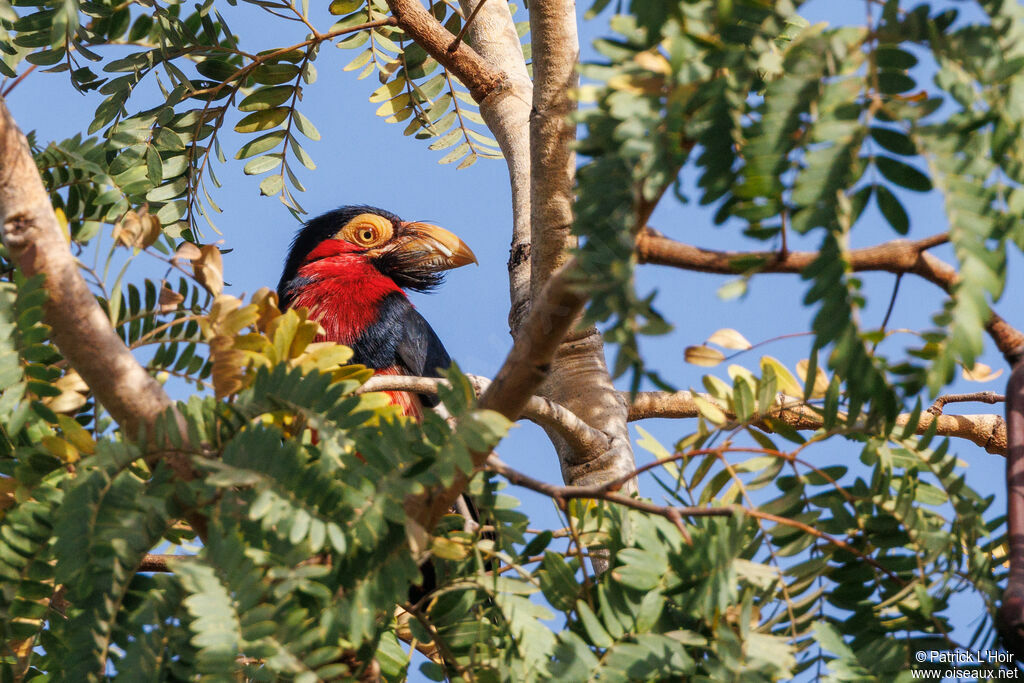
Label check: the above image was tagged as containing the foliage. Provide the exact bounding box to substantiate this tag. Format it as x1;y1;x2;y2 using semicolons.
0;0;1019;681
575;0;1024;409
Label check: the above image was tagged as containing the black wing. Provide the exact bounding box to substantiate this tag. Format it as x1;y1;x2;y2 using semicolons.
396;307;451;379
396;307;451;408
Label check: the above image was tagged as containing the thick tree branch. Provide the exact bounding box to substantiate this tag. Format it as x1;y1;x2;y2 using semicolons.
0;99;192;476
453;0;533;332
384;0;507;102
636;229;1024;361
526;0;635;495
358;373;612;454
999;362;1024;656
479;260;588;422
529;0;577;290
627;390;1008;455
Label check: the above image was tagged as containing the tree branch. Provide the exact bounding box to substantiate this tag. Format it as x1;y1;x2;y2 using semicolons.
0;99;193;477
479;259;588;422
636;228;1024;362
626;390;1008;455
484;454;731;544
384;0;508;102
139;554;176;572
928;391;1004;415
999;362;1024;655
526;0;635;497
358;373;612;454
452;0;533;332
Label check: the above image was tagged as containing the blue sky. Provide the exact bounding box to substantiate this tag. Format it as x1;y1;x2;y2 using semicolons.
7;0;1020;674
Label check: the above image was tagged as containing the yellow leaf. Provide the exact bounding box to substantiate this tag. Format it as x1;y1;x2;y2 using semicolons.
431;536;469;560
57;415;96;455
760;356;803;398
289;319;321;359
795;359;829;399
962;362;1003;382
270;308;301;362
54;207;70;244
685;345;725;367
693;394;728;425
251;287;282;332
607;72;665;95
634;50;671;74
41;436;79;463
567;498;598;519
299;343;354;372
706;328;752;350
330;364;374;387
702;374;733;401
210;335;248;398
375;92;410;117
727;364;757;385
635;426;679;481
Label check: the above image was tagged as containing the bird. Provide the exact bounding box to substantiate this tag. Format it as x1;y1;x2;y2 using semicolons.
276;205;477;419
276;205;479;602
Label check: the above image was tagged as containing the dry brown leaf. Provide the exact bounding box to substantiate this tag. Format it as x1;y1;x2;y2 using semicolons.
685;345;725;367
42;369;89;414
158;284;185;313
193;244;224;296
706;328;752;350
795;359;830;399
112;208;161;249
962;362;1003;382
173;242;202;262
0;477;16;511
210;335;246;398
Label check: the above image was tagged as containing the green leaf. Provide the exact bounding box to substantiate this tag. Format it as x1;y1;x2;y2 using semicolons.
236;131;287;159
235;108;289;133
875;183;909;234
252;63;301;85
195;58;238;82
870;127;916;156
238;85;295;112
875;156;932;192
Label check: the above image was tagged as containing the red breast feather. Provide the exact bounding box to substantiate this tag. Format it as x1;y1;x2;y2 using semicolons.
290;242;422;419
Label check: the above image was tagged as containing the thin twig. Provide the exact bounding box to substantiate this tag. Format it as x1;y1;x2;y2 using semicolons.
1;64;38;97
927;391;1004;416
447;0;487;52
484;455;732;532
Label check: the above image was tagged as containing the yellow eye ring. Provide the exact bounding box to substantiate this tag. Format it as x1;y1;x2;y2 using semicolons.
337;213;394;247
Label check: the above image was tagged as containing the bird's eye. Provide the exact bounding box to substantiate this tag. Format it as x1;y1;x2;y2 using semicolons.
337;213;394;247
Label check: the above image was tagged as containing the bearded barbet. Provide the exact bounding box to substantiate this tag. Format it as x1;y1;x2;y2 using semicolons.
276;205;478;598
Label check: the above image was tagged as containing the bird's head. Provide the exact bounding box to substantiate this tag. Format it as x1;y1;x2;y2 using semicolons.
277;205;477;307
